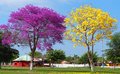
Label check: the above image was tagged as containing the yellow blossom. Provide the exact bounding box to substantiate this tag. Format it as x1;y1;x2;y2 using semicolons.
64;5;117;48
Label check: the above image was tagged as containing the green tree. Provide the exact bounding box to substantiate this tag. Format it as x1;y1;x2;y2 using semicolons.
65;56;74;63
97;57;104;63
65;55;80;64
79;52;98;65
0;48;19;69
105;32;120;63
46;50;66;64
0;33;19;69
29;51;42;58
73;55;80;64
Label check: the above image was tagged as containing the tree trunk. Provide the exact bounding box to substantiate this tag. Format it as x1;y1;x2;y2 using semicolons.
30;59;33;70
91;44;94;70
88;53;94;72
0;62;1;69
90;63;94;72
87;44;94;72
113;63;115;69
30;50;35;70
42;57;44;67
49;59;51;67
30;61;33;70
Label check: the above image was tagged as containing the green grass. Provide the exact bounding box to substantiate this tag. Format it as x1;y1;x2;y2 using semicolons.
0;67;120;74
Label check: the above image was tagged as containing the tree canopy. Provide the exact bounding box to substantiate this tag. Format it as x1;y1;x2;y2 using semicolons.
46;49;66;63
0;46;19;63
79;52;98;64
29;51;42;58
105;32;120;63
65;55;80;64
0;5;66;50
64;6;116;48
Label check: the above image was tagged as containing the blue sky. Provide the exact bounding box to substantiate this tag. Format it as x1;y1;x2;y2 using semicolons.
0;0;120;57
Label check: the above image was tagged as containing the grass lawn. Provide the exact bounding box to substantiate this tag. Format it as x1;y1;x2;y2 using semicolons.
0;67;120;74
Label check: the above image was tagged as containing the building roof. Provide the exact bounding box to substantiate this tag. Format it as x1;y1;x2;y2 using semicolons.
13;55;31;61
13;55;42;62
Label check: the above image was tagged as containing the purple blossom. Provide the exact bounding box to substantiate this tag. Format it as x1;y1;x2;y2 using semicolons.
0;5;66;50
0;24;8;30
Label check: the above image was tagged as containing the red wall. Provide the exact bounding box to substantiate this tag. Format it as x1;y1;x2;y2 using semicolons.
12;61;30;67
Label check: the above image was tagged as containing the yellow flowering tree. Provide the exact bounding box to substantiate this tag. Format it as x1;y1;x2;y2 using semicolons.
64;6;117;71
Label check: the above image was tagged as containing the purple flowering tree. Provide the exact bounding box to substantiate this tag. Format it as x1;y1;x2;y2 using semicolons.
0;5;65;70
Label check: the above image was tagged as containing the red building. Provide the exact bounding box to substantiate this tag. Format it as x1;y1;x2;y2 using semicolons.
12;55;31;67
12;55;42;67
12;61;30;67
